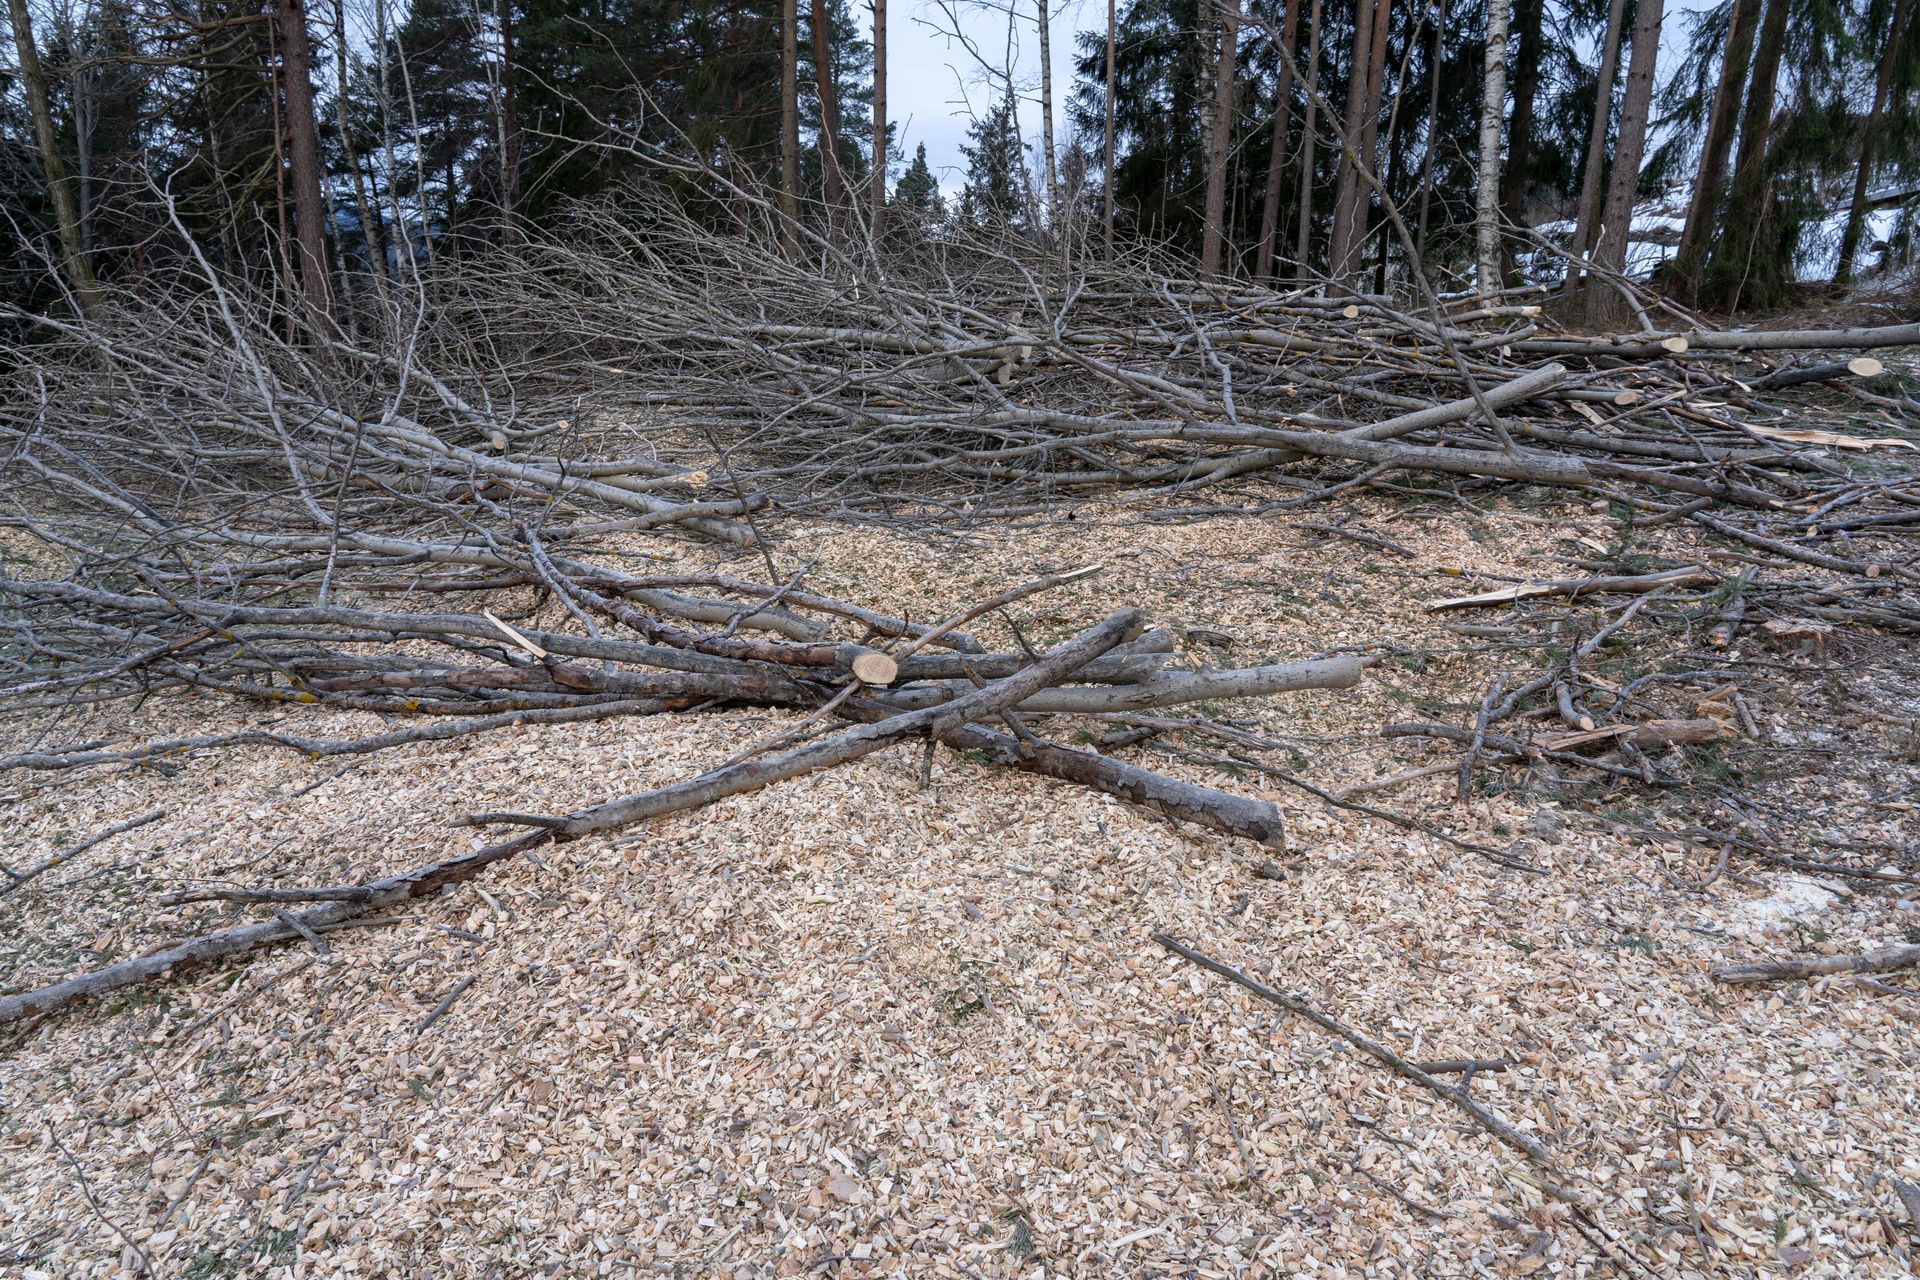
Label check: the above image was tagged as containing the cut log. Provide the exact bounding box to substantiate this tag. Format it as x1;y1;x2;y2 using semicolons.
851;652;900;685
835;700;1288;849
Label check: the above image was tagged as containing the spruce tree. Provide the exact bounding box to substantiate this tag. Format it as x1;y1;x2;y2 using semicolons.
894;142;940;210
959;96;1025;227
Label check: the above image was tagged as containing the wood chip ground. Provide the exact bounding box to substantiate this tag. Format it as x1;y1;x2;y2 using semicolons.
4;494;1917;1277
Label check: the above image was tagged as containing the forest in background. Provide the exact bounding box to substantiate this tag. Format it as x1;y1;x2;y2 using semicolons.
2;0;1917;324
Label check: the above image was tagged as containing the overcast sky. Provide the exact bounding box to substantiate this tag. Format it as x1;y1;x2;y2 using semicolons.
886;0;1098;194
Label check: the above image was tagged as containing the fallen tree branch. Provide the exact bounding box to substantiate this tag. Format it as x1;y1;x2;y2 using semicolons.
1711;944;1920;985
867;655;1367;713
1427;567;1712;612
1151;933;1565;1170
2;809;166;897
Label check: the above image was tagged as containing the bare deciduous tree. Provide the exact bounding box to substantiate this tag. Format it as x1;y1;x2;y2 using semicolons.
1473;0;1509;294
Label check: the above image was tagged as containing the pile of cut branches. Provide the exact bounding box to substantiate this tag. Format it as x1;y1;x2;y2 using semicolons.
3;199;1917;1033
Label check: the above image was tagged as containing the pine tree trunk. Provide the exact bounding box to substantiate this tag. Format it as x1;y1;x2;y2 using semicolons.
1200;0;1241;275
1473;0;1510;295
871;0;886;234
812;0;843;208
1326;0;1378;283
1498;0;1543;281
1836;0;1907;285
1254;0;1300;278
781;0;799;228
1036;0;1058;229
6;0;100;311
1292;0;1322;277
1104;0;1116;249
1586;0;1662;325
1352;0;1390;266
1412;0;1444;260
1669;0;1760;300
1561;0;1627;301
1708;0;1790;309
277;0;332;318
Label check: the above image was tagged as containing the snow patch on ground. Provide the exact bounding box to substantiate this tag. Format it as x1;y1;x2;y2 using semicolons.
1725;875;1848;939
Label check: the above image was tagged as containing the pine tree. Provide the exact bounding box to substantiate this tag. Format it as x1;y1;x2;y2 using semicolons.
1200;0;1241;274
278;0;332;315
389;0;494;231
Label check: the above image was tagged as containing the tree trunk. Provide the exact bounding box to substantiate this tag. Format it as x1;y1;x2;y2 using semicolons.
1036;0;1058;230
1104;0;1116;249
68;38;94;255
1473;0;1509;295
1669;0;1760;300
1351;0;1390;270
781;0;800;229
331;0;385;280
1708;0;1790;309
7;0;100;311
1586;0;1662;324
1253;0;1299;277
1325;0;1377;283
277;0;333;318
1200;0;1241;275
1836;0;1907;285
1412;0;1444;260
1373;105;1403;291
1292;0;1322;277
1561;0;1627;301
498;0;522;225
1498;0;1542;281
871;0;886;235
812;0;843;207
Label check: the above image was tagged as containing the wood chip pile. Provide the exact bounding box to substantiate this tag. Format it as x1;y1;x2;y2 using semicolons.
2;212;1918;1276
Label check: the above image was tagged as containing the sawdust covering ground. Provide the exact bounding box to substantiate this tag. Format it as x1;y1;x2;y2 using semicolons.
2;495;1917;1278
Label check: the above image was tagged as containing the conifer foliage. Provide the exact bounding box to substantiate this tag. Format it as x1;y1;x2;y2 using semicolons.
0;0;1915;308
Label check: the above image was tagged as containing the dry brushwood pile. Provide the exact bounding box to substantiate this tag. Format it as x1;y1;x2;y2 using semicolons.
3;213;1920;1277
